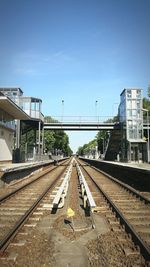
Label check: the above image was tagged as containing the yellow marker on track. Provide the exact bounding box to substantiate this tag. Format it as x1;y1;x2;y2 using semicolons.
67;208;75;218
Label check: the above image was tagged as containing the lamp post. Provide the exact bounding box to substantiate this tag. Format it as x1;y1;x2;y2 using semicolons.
95;100;98;123
142;108;149;163
61;99;64;122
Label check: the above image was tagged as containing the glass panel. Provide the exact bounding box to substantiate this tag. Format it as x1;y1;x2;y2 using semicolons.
31;102;36;110
127;100;132;109
127;90;131;98
136;90;141;98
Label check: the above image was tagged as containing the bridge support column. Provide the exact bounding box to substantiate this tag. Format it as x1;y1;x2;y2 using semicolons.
41;126;44;155
38;120;41;158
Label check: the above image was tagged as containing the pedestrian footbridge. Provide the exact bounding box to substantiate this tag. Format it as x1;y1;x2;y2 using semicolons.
43;116;120;130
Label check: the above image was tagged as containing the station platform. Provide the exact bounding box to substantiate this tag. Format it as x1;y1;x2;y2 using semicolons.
0;160;53;174
0;156;67;174
99;160;150;172
82;157;150;172
80;157;150;192
0;157;68;188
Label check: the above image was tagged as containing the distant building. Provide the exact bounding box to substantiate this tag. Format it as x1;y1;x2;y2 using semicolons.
119;88;145;162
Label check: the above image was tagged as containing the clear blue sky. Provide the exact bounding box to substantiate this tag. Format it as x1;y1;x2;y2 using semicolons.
0;0;150;152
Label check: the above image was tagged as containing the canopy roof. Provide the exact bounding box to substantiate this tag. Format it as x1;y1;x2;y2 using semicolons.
0;96;30;120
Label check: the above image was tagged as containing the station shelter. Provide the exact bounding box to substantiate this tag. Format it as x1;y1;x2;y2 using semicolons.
0;88;44;162
0;92;29;163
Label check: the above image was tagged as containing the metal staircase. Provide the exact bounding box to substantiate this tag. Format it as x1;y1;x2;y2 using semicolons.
104;130;122;161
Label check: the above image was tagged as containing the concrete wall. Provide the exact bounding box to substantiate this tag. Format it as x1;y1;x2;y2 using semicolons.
0;126;14;162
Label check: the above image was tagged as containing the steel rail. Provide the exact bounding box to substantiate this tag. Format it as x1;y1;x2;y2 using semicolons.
0;166;68;253
81;164;150;261
79;161;150;204
0;166;58;204
0;158;70;204
92;165;150;204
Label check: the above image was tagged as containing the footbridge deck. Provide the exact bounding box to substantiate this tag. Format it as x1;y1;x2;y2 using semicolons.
43;116;149;131
44;122;120;130
44;122;149;131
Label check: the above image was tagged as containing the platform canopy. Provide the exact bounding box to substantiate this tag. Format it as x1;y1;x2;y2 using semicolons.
0;96;30;120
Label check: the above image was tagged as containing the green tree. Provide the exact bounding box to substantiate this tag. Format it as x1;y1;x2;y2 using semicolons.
96;130;110;154
143;85;150;111
77;139;97;156
77;146;84;156
44;116;58;123
148;84;150;98
44;130;55;153
44;117;72;156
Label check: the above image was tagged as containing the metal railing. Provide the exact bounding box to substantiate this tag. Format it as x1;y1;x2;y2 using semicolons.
44;116;118;124
44;115;150;124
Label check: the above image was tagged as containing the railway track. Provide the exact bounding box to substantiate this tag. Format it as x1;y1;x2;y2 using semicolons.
0;157;149;266
78;158;150;262
0;160;70;253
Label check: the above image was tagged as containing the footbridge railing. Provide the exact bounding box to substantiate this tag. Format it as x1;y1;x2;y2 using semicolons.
44;116;118;124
